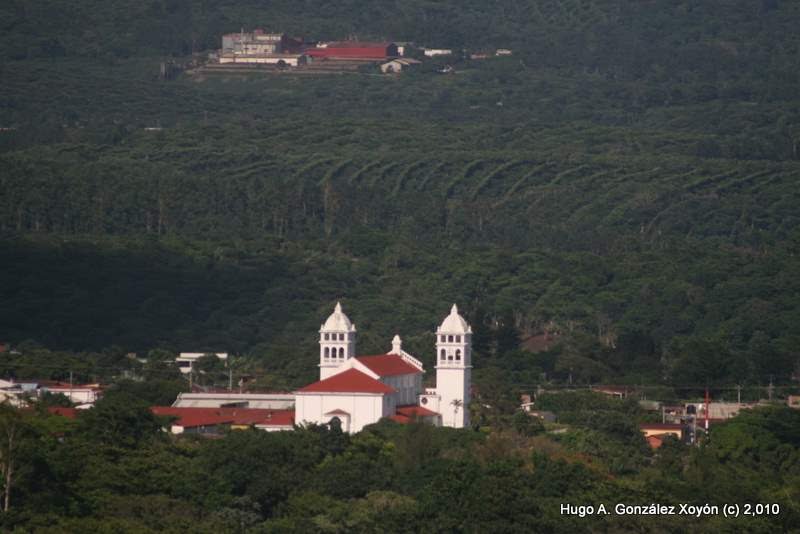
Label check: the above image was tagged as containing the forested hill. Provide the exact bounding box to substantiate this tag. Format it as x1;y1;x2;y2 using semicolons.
2;0;799;80
1;1;800;389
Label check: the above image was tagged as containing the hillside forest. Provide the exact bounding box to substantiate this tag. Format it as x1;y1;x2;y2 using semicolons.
2;0;800;531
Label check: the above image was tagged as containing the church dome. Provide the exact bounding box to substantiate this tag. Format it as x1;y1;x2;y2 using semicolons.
321;302;356;331
437;304;471;334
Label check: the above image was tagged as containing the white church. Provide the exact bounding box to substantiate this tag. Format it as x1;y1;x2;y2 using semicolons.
294;302;473;433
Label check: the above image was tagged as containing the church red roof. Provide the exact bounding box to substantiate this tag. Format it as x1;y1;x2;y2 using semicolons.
356;354;422;376
297;368;396;394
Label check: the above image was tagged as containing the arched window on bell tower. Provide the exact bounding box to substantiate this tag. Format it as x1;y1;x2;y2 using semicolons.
319;302;357;379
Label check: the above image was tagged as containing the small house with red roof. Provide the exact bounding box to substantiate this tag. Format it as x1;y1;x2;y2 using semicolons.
294;302;473;433
151;406;295;434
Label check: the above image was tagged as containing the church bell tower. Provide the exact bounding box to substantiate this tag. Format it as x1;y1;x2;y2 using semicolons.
435;304;472;428
319;302;356;380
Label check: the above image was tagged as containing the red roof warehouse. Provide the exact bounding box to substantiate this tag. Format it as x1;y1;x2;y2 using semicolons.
306;42;398;60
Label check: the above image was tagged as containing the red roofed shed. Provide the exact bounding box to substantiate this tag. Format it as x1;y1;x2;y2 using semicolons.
306;42;398;60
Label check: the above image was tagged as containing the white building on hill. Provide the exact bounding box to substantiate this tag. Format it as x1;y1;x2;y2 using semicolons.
294;302;472;432
176;352;228;374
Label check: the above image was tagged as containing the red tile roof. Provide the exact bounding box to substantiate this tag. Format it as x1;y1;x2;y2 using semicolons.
356;354;422;377
151;407;295;429
396;405;438;417
296;368;395;394
646;434;668;449
47;406;78;419
389;405;439;424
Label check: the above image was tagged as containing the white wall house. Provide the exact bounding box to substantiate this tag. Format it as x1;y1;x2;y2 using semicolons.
42;384;103;405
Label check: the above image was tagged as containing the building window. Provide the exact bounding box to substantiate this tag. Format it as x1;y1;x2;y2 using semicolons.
339;333;345;341
324;347;329;358
455;349;461;361
324;333;329;340
448;335;453;342
339;347;345;358
440;349;446;360
456;335;461;342
440;335;446;342
448;354;453;361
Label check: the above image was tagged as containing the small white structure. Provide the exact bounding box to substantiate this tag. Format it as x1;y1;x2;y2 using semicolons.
176;352;229;374
495;49;513;56
218;54;307;66
424;48;453;57
172;392;294;409
380;58;421;73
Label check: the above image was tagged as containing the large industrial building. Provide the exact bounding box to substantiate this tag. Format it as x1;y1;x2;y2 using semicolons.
305;41;399;60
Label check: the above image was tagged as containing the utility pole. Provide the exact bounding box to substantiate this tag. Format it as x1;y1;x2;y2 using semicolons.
704;387;710;431
189;366;193;391
69;370;73;404
737;384;742;404
768;376;774;402
228;368;233;392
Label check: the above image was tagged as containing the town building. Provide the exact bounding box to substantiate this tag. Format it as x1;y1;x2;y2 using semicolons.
639;422;686;448
685;401;757;420
221;30;302;55
151;406;294;434
219;29;306;66
175;352;228;374
219;54;307;66
40;382;103;405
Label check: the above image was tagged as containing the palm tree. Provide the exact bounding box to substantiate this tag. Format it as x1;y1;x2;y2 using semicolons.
450;398;463;415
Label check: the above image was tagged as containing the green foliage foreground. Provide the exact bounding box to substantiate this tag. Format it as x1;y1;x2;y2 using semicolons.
0;398;798;532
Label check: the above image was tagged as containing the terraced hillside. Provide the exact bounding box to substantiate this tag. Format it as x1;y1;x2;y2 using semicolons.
1;0;800;388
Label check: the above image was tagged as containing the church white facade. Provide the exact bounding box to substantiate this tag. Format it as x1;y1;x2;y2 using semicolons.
294;303;473;433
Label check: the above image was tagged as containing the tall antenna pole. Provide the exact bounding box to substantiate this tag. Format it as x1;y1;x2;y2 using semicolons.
704;387;710;431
